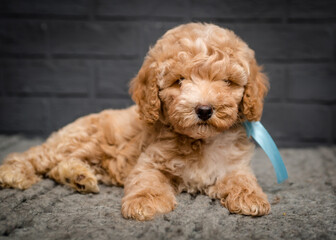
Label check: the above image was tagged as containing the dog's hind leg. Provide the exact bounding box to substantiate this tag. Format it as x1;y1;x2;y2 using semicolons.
0;145;53;189
47;158;99;193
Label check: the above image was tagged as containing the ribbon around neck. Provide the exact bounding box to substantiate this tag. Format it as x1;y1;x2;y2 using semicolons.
243;121;288;184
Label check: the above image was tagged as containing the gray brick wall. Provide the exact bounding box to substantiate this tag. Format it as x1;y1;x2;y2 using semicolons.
0;0;335;147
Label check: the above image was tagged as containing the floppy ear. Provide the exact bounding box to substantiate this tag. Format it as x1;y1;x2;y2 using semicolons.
240;62;269;121
129;57;161;124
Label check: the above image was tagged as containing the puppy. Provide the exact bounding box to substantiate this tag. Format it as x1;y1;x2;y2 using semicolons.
0;23;270;220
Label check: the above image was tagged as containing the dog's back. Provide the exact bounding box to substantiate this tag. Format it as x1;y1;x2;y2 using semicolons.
0;105;145;192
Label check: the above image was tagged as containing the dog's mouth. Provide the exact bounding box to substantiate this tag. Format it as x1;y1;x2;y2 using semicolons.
197;122;209;126
172;117;228;140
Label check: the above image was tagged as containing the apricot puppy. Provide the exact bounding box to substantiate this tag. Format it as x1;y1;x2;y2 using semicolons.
0;23;270;220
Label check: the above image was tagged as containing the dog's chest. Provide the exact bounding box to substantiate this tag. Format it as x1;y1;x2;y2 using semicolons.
166;131;250;193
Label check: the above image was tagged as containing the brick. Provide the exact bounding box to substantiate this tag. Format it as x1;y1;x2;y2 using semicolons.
48;98;133;132
0;20;47;55
0;66;4;96
220;24;333;61
95;59;141;98
287;63;336;102
0;0;91;16
92;98;134;112
263;64;287;101
0;98;46;134
191;0;285;19
48;98;94;132
49;21;140;56
2;59;92;96
289;0;336;19
334;29;336;60
96;0;187;18
262;103;331;143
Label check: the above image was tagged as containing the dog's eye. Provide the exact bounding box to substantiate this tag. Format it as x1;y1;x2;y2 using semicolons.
223;80;232;86
174;77;185;85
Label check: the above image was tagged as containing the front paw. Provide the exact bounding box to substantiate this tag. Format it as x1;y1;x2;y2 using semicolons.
221;191;271;216
121;190;176;221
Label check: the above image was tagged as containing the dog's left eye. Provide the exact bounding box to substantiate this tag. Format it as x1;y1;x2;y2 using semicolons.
223;80;232;86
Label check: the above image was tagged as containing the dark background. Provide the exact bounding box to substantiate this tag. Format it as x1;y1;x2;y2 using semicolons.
0;0;335;147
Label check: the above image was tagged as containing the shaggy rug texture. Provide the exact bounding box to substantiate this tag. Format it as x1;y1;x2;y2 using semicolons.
0;135;335;240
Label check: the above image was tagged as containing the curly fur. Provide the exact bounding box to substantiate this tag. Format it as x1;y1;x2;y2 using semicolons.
0;23;270;220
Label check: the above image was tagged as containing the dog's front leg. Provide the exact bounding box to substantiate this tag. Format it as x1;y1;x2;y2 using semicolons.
208;167;270;216
121;157;177;221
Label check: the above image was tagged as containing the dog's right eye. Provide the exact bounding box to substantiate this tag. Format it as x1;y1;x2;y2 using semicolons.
174;77;185;86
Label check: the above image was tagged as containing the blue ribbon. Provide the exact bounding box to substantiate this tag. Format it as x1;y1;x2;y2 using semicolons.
243;121;288;184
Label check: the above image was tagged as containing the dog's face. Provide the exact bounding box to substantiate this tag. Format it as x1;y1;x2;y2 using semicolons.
130;23;268;139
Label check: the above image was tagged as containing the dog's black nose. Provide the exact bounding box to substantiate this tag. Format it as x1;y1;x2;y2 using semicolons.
196;105;213;121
